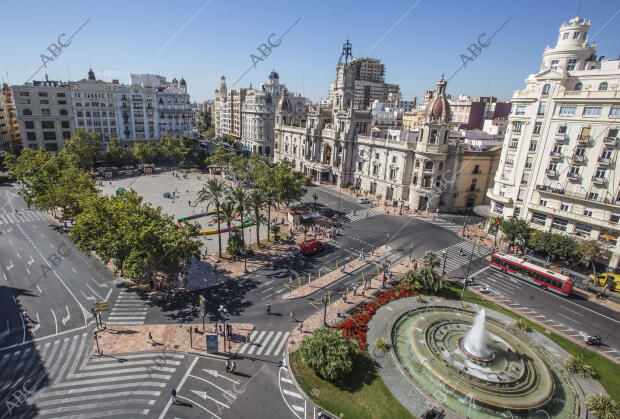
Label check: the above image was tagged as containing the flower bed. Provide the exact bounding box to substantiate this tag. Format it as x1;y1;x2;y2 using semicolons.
336;288;416;351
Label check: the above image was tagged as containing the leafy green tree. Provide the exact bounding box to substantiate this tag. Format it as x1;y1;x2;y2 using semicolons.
271;224;281;240
422;251;440;269
564;355;598;380
247;189;265;247
204;127;215;138
586;394;619;418
529;231;577;258
52;165;97;225
226;228;244;257
229;186;247;248
220;200;236;235
103;138;127;167
274;159;306;208
415;265;445;294
576;239;610;279
299;327;358;382
134;142;161;164
61;129;102;170
500;218;531;249
196;179;227;257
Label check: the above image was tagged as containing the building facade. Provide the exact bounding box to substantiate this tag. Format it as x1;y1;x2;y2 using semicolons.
1;84;21;153
11;70;190;151
487;16;620;268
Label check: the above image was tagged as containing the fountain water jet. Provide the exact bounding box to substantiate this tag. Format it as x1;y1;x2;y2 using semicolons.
461;309;494;362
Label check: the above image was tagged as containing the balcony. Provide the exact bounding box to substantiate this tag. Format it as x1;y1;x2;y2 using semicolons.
567;172;581;181
486;188;513;204
546;169;558;177
549;151;563;160
603;136;618;146
598;156;613;166
571;154;586;163
554;132;568;141
577;135;592;145
591;176;607;185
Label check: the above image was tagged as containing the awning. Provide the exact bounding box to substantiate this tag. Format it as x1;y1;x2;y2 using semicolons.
300;211;320;220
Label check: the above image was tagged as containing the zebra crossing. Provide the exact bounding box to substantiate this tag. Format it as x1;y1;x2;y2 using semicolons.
0;210;51;225
0;332;186;418
106;290;148;325
418;216;465;233
340;209;381;223
418;241;492;274
237;330;290;358
279;357;306;418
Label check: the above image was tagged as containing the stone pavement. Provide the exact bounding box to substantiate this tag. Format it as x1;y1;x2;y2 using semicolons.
287;257;411;352
93;322;254;357
285;245;391;299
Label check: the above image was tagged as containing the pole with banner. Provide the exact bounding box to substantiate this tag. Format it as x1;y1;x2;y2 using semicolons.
199;295;206;332
93;301;109;330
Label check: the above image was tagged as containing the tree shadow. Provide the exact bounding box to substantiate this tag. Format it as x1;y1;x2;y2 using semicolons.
335;353;378;392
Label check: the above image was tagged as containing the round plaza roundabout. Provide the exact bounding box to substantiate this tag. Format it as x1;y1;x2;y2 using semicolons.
365;297;598;419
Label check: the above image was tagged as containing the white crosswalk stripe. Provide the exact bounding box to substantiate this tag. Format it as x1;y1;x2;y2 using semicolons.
0;210;51;225
418;216;466;232
417;241;492;273
340;209;381;223
237;330;290;358
279;357;305;418
0;333;185;418
106;290;148;325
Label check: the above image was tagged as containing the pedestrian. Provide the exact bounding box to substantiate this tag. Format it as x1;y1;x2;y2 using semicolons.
389;272;394;281
343;293;347;303
148;331;153;343
226;359;231;372
227;324;233;341
231;361;236;373
371;248;374;256
109;181;112;186
340;265;345;273
353;284;358;296
246;332;251;343
289;311;295;322
298;321;303;332
414;261;418;271
459;248;464;256
218;324;223;335
266;302;271;315
171;388;177;404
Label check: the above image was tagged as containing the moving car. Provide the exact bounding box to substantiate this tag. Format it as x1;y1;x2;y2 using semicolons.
589;272;620;292
300;239;325;256
357;197;371;204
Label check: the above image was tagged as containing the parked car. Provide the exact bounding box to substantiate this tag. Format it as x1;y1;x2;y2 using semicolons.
300;239;325;256
163;192;172;198
357;197;371;204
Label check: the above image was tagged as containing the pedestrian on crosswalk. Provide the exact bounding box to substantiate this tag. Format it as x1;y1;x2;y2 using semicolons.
289;311;295;322
171;388;177;404
246;332;251;343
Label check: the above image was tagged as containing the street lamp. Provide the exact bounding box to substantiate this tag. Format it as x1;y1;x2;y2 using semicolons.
386;233;390;248
322;296;327;326
442;250;448;276
409;244;414;262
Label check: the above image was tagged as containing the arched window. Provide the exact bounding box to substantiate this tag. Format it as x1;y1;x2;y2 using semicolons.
59;109;68;116
574;82;582;91
424;161;433;171
542;84;550;95
598;82;608;91
23;109;32;115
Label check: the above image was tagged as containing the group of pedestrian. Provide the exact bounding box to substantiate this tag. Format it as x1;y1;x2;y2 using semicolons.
225;359;237;373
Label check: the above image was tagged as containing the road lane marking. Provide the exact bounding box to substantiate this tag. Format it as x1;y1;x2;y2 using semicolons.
556;313;580;323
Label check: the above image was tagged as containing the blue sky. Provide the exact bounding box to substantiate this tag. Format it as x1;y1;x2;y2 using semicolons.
2;0;618;103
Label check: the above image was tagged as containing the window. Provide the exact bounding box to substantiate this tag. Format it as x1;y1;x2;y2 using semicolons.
494;202;504;214
540;198;548;206
59;109;68;116
531;212;547;225
583;207;593;217
610;212;620;223
392;156;397;164
357;161;363;171
430;130;437;143
389;168;396;180
552;218;568;231
552;143;563;154
542;84;550;95
601;148;613;160
608;128;619;138
24;121;34;129
569;166;581;176
514;207;521;217
567;59;577;71
575;223;592;234
62;131;71;140
372;165;378;175
533;122;542;135
374;153;379;159
38;92;48;97
41;121;54;129
559;106;576;116
61;121;70;129
23;108;32;115
588;192;599;200
516;189;525;202
520;172;529;185
583;107;602;117
43;131;56;140
525;157;533;169
610;107;620;119
595;168;606;179
563;33;569;40
412;175;418;185
537;103;547;115
39;99;49;105
57;93;65;98
599;82;608;91
19;92;29;97
560;202;570;211
41;109;50;116
551;60;559;70
26;132;36;141
506;158;514;165
548;162;558;172
528;141;537;152
515;105;526;115
512;121;522;133
473;164;480;174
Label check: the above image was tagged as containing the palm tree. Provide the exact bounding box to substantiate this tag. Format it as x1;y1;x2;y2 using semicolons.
422;251;440;269
220;200;235;234
247;189;265;247
229;186;248;249
262;184;280;242
196;179;226;257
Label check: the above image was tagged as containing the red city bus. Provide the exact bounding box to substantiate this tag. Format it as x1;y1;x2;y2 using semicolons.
490;252;573;296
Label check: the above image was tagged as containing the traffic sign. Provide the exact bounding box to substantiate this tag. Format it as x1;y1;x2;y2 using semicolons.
199;295;206;316
93;301;109;313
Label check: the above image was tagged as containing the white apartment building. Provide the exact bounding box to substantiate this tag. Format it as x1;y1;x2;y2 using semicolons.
240;71;284;156
370;101;401;130
487;16;620;268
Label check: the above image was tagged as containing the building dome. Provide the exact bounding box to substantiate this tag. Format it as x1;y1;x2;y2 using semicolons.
172;77;178;83
423;75;451;122
277;87;291;112
269;70;279;79
180;78;186;85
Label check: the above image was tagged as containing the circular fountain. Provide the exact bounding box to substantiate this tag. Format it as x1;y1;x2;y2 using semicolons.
392;306;576;418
